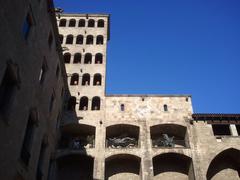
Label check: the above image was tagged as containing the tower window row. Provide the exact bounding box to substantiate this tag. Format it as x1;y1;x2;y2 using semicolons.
70;73;102;86
59;34;104;45
68;96;101;111
64;53;103;64
59;18;105;28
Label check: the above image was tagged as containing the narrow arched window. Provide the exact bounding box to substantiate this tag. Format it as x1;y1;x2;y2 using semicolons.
96;35;104;45
92;96;100;110
95;53;103;64
164;104;168;112
86;35;94;44
67;96;76;110
121;104;125;111
97;19;104;27
88;19;95;27
59;34;63;44
69;19;76;27
73;53;81;63
82;73;90;86
84;53;92;64
79;96;88;110
93;74;102;86
76;35;83;44
78;19;85;27
64;53;71;63
66;35;73;44
70;73;79;85
59;19;66;27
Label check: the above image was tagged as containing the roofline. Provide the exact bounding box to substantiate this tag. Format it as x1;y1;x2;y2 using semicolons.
192;113;240;121
106;94;192;97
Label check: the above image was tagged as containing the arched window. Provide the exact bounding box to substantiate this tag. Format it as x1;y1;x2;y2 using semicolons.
69;19;76;27
93;74;102;86
95;53;103;64
97;19;104;27
64;53;71;63
164;104;168;112
73;53;81;64
78;19;85;27
91;96;100;110
76;35;83;44
79;96;88;110
86;35;94;45
59;34;63;44
66;35;73;44
59;19;66;27
67;96;76;110
82;73;90;86
84;53;92;64
96;35;104;45
88;19;95;27
70;73;79;85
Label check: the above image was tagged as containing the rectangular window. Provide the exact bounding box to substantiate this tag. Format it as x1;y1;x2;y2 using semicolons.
120;104;125;111
22;13;33;40
20;110;37;166
0;64;18;114
212;124;231;136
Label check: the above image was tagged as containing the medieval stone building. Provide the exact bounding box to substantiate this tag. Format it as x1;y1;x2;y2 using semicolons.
0;1;239;180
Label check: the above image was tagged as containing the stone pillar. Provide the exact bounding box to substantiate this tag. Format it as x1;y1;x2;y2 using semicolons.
230;124;238;136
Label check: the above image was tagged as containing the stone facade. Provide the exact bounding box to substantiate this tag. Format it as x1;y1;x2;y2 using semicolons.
0;1;67;180
55;13;240;180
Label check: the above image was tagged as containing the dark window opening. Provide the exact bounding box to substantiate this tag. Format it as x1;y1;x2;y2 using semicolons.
22;13;33;40
121;104;125;111
95;53;103;64
212;124;231;136
20;110;38;166
69;19;76;27
64;53;71;63
93;74;102;86
78;19;85;27
82;74;90;86
163;104;168;112
48;31;53;48
73;53;81;63
79;96;88;110
84;53;92;64
36;138;47;180
59;34;63;44
76;35;83;44
66;35;73;44
67;96;76;111
91;97;100;110
236;125;240;136
86;35;93;45
59;19;66;27
97;19;104;27
96;35;104;45
0;63;18;113
70;73;79;85
88;19;95;27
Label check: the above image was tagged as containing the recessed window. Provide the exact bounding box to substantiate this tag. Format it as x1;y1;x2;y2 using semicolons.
95;53;103;64
0;63;19;114
84;53;92;64
86;35;94;44
78;19;85;27
82;73;90;86
63;53;71;63
59;19;66;27
96;35;104;45
88;19;95;27
20;109;38;166
76;35;83;44
73;53;81;63
92;96;100;110
212;124;231;136
163;104;168;112
70;73;79;85
69;19;76;27
22;13;33;40
79;96;88;110
97;19;104;27
121;104;125;111
93;74;102;86
66;35;73;44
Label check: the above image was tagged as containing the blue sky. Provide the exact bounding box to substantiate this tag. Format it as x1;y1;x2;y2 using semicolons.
54;0;240;113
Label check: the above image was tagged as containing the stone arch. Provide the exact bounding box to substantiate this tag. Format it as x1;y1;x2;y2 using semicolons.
150;124;188;148
153;153;195;180
105;154;141;180
206;148;240;180
106;124;140;148
56;154;94;180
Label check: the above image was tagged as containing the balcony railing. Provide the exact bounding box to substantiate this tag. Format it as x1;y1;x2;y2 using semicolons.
59;136;95;150
106;137;139;149
152;134;186;148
